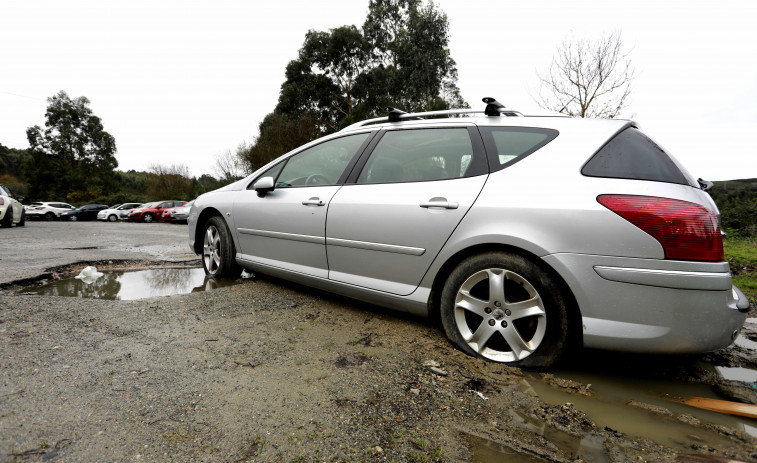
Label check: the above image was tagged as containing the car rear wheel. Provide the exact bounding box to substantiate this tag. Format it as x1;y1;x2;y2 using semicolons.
202;216;241;279
17;209;25;227
108;214;118;222
45;212;55;221
440;252;570;369
1;209;12;228
142;213;154;223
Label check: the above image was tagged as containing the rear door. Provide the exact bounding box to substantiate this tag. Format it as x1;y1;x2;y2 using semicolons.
326;126;489;295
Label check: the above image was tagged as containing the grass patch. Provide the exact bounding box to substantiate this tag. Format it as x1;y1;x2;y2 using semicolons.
724;236;757;264
724;236;757;302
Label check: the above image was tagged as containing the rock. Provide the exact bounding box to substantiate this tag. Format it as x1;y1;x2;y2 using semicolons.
428;366;448;376
422;359;439;367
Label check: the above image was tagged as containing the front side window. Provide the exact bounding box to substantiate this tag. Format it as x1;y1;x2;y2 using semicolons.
273;133;371;188
479;127;559;172
356;128;481;184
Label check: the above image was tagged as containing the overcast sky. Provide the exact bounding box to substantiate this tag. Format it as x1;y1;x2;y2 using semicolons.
1;0;756;180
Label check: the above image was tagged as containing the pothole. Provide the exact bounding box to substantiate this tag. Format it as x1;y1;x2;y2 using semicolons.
20;267;247;300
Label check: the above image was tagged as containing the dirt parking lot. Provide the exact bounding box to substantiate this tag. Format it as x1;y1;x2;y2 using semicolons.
1;221;756;462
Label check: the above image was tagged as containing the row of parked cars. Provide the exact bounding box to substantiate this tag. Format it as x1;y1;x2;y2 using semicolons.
21;200;193;223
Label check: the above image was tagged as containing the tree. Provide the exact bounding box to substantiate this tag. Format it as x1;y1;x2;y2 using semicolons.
147;163;194;200
26;91;118;200
275;0;464;132
536;32;635;118
213;143;251;182
241;112;322;173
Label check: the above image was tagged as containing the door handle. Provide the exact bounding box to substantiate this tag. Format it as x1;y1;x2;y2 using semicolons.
420;198;459;209
302;197;325;206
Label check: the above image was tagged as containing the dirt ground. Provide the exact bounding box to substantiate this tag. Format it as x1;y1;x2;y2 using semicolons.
1;223;756;462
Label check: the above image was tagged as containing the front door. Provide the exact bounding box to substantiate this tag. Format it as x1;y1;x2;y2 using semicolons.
233;132;372;278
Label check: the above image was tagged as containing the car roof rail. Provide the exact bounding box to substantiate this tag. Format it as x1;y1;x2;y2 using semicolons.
342;97;523;130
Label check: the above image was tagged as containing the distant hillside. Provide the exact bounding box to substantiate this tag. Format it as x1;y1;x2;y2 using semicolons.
710;178;757;237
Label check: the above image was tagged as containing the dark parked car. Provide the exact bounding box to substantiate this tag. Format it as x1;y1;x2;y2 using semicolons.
59;204;109;221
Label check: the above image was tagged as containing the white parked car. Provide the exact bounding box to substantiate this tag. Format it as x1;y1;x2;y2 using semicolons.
0;184;25;228
97;203;144;222
188;98;749;368
24;201;75;221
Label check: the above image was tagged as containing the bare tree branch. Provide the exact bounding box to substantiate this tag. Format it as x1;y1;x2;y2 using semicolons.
536;31;635;118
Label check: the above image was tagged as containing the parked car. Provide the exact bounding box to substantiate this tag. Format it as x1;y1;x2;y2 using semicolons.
126;200;186;223
0;184;25;228
162;201;194;223
59;204;109;221
24;201;75;220
187;97;749;369
168;201;194;224
97;203;143;222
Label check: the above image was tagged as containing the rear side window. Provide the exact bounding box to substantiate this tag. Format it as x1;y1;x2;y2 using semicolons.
582;128;689;185
356;128;485;184
479;127;559;172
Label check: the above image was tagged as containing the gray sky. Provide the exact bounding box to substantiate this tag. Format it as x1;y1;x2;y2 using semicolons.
1;0;756;180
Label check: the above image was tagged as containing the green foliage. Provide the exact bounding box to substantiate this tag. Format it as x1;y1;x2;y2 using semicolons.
723;235;757;264
241;112;322;173
710;178;757;238
241;1;465;173
25;91;119;201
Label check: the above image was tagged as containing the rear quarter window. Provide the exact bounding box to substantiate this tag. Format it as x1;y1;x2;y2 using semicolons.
478;127;559;172
582;127;690;185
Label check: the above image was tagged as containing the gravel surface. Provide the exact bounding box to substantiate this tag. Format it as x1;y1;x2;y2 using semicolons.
1;220;756;462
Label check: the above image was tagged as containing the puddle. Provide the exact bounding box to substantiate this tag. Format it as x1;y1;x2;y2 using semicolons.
735;335;757;350
715;366;757;383
465;406;611;463
520;363;757;453
22;268;242;300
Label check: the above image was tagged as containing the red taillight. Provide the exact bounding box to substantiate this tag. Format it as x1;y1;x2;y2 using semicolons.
597;195;723;262
0;198;4;205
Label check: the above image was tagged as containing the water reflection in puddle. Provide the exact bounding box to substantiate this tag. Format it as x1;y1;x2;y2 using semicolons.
22;268;242;300
519;359;757;454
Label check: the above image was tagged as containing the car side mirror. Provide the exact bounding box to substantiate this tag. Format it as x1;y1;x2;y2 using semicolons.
253;176;275;197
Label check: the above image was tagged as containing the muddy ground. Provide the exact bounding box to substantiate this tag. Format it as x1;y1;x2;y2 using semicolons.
1;222;756;462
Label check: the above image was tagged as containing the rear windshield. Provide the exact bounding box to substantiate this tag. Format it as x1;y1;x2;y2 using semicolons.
478;127;559;172
582;128;691;185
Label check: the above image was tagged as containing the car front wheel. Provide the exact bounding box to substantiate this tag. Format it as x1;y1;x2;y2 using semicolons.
45;212;55;221
202;216;241;279
108;214;118;222
69;215;78;222
142;213;154;223
440;252;570;369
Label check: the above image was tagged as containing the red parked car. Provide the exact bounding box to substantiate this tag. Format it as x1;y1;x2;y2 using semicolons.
126;200;187;223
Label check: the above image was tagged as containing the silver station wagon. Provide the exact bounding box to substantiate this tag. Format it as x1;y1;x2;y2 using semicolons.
188;98;749;368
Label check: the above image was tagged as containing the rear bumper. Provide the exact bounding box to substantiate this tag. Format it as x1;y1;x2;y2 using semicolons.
543;253;747;353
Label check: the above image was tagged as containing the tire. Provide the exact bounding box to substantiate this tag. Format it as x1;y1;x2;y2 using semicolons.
17;209;25;227
440;252;570;369
69;215;78;222
142;213;154;223
108;214;118;222
45;212;55;221
0;208;12;228
201;216;242;279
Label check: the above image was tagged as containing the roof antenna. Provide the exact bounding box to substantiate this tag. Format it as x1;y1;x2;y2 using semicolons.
482;97;505;116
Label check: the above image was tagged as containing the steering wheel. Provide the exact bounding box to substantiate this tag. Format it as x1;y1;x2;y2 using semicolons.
305;174;330;185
